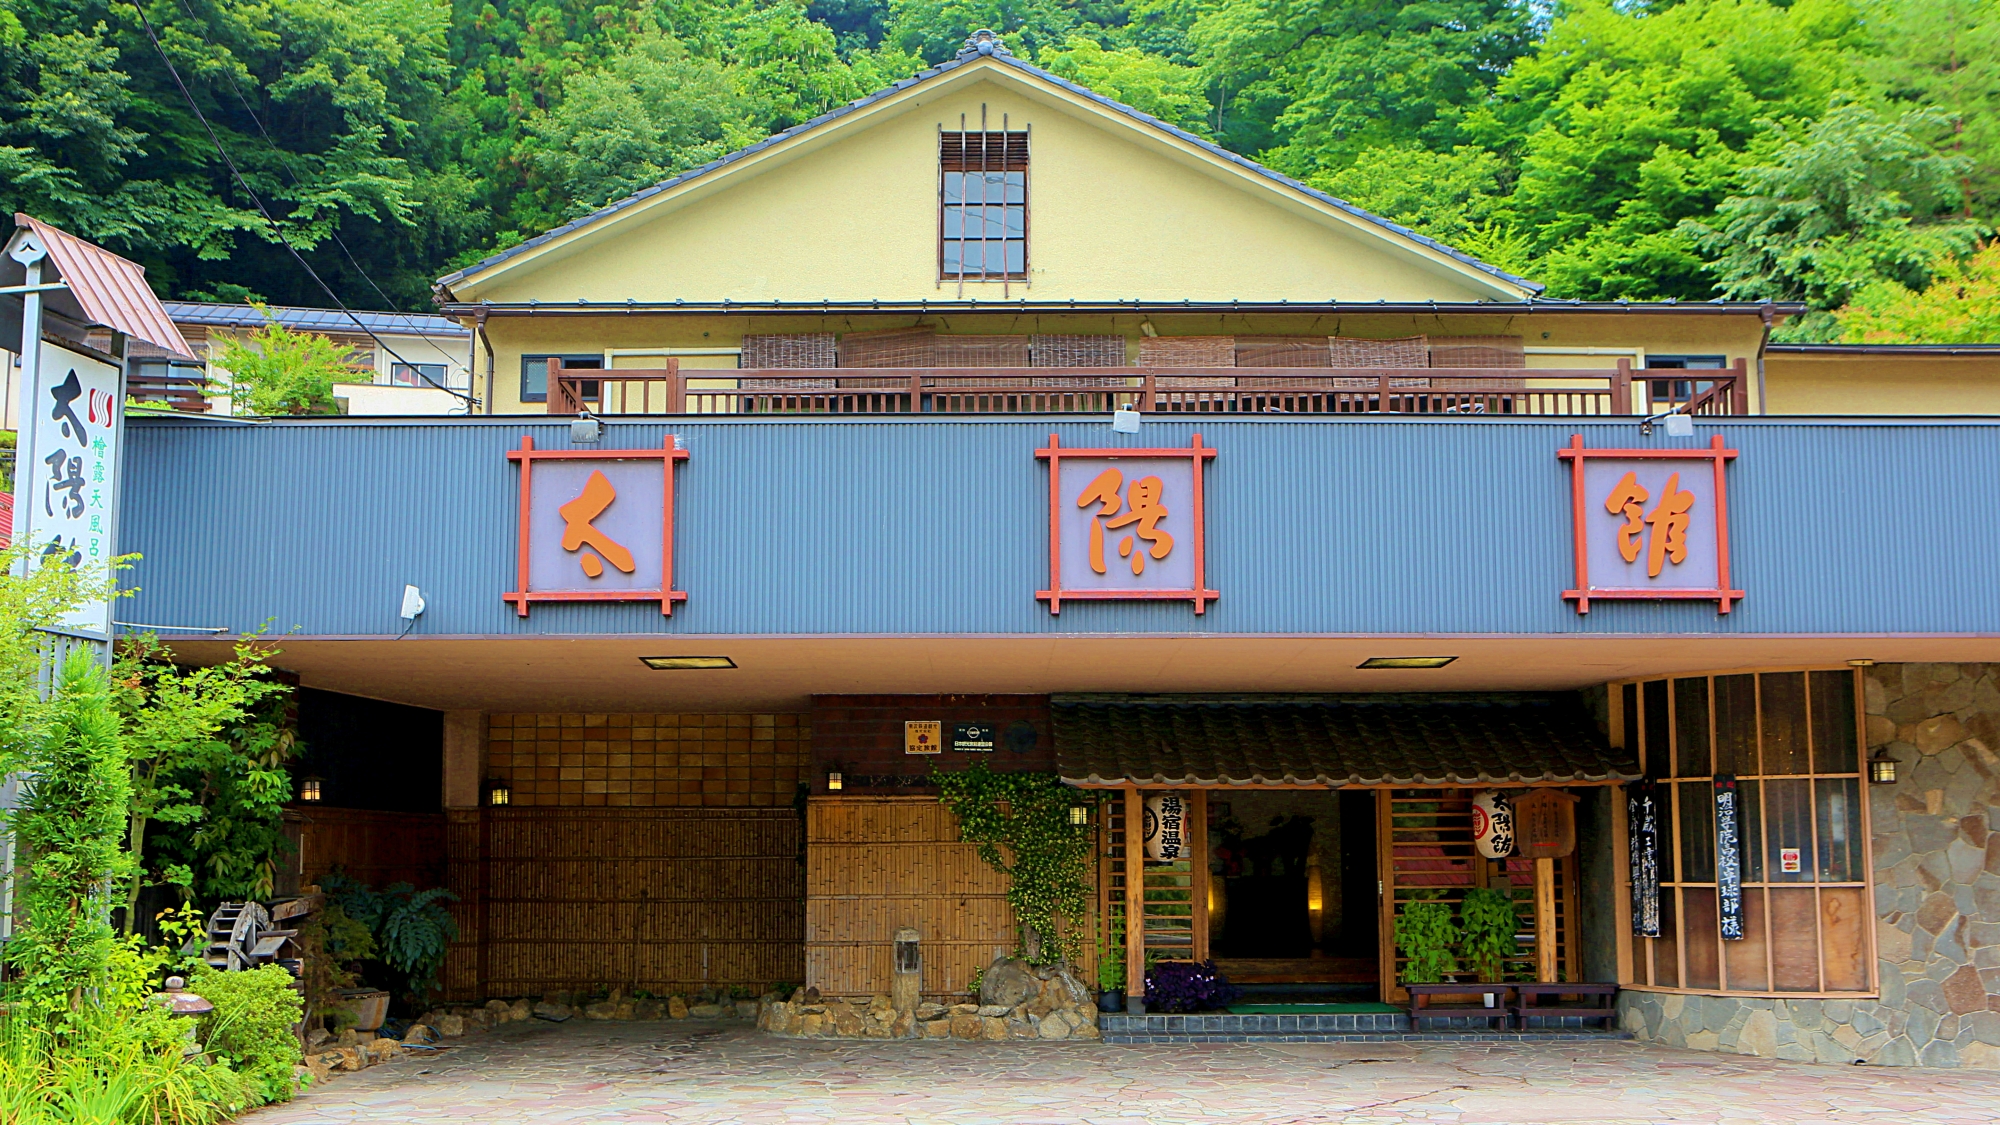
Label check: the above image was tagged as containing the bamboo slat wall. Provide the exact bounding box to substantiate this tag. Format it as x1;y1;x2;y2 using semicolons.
487;712;807;807
459;807;804;999
806;797;1014;998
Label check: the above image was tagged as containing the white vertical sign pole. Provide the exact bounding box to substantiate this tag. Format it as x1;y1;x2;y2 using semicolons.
10;233;47;577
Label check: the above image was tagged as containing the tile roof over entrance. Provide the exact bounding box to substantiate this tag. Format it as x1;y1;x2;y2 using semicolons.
1052;694;1636;787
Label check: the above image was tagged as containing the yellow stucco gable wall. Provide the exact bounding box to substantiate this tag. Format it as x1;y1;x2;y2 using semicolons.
457;67;1520;306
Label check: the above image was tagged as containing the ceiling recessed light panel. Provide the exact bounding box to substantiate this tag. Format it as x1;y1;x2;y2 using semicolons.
1358;656;1458;670
639;656;737;670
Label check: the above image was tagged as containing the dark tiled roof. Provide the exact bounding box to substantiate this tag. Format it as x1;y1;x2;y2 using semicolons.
1053;694;1634;787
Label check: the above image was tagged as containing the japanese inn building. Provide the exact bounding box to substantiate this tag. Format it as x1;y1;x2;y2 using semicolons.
113;33;2000;1065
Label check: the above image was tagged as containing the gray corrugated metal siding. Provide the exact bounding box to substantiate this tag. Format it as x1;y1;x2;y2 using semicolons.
117;415;2000;638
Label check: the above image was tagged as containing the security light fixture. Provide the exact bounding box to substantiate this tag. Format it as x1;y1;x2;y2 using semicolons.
827;771;843;792
1357;656;1458;669
571;411;604;445
486;777;512;806
1868;749;1898;786
1111;408;1142;433
638;655;737;670
298;776;324;803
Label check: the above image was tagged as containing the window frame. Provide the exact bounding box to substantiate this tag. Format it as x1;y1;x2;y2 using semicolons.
938;127;1029;284
1643;354;1728;408
1613;666;1876;999
389;362;449;389
519;353;602;404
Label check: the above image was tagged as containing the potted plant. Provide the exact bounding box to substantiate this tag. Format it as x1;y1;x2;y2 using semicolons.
1457;887;1521;1010
1143;960;1239;1013
1096;911;1125;1011
1392;900;1461;984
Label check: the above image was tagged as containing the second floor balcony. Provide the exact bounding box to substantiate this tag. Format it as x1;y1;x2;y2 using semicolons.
543;357;1750;419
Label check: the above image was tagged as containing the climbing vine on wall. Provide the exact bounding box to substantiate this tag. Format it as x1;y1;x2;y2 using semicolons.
934;762;1093;965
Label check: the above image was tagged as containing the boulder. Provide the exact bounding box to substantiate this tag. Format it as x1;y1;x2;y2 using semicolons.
1037;1014;1072;1040
892;1011;915;1038
668;995;689;1019
401;1025;436;1045
1006;1018;1037;1040
585;1001;618;1020
830;1003;865;1037
306;1027;332;1049
365;1038;400;1064
916;1002;948;1021
333;1046;366;1072
688;1002;724;1019
976;1005;1011;1018
436;1013;467;1038
532;1001;573;1022
949;1013;982;1039
1071;1017;1101;1040
484;999;513;1020
735;1000;760;1020
800;1012;826;1037
980;1016;1009;1041
921;1015;951;1038
304;1054;332;1083
978;956;1039;1010
633;998;663;1021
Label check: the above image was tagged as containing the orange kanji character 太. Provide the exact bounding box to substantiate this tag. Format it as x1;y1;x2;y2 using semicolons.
1643;472;1695;578
1604;471;1649;564
558;470;635;578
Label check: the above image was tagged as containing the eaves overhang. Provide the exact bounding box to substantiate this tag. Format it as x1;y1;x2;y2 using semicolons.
436;298;1807;319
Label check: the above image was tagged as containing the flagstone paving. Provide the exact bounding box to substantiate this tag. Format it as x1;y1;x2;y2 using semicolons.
245;1019;2000;1124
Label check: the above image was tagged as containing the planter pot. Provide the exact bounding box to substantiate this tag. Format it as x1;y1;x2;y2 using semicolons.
1097;990;1123;1013
334;988;391;1032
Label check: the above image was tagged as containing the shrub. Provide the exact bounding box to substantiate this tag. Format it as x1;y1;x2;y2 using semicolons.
191;965;304;1105
1143;960;1238;1013
1394;901;1462;984
1458;887;1522;982
319;873;459;1003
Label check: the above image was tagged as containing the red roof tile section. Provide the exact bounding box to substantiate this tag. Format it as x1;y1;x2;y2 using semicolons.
15;214;192;358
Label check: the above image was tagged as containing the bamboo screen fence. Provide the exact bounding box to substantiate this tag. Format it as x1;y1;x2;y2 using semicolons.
805;796;1017;999
292;807;447;891
444;807;805;1000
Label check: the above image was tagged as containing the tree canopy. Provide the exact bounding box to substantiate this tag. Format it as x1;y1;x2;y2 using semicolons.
3;0;1995;339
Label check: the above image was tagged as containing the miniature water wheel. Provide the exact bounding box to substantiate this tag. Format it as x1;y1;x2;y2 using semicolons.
203;901;301;973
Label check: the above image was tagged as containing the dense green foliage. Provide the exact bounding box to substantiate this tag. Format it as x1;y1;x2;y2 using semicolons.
934;762;1094;963
3;0;1997;337
1456;886;1520;983
1393;900;1460;984
189;966;305;1105
319;873;460;1002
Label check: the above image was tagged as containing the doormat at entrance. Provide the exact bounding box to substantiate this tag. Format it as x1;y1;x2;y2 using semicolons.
1227;1003;1401;1014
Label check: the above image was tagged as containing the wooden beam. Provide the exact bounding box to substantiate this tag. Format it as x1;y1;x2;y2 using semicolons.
1535;857;1559;983
1124;786;1144;1000
1375;789;1398;1004
1190;790;1209;964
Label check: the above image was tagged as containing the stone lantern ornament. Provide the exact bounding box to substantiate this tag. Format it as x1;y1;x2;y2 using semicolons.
892;928;921;1014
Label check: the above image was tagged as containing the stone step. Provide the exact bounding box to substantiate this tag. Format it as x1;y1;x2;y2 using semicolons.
1098;1011;1629;1045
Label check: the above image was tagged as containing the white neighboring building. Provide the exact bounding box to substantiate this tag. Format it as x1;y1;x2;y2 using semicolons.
153;302;473;416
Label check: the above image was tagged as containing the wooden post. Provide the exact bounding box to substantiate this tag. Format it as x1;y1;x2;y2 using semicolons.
1612;358;1633;415
1124;786;1144;1002
1189;790;1209;963
1730;356;1750;414
1375;789;1398;1003
546;358;564;414
1140;371;1157;412
1535;857;1559;983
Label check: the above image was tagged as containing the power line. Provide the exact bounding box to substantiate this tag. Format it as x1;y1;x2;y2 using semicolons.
125;0;478;409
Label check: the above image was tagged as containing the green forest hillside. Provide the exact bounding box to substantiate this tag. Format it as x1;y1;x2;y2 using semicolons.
3;0;1996;340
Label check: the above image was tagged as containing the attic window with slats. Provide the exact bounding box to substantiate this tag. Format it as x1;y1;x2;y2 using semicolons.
940;126;1028;282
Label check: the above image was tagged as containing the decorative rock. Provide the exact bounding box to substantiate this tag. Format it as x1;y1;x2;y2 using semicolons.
633;998;663;1020
979;956;1039;1010
436;1013;467;1038
736;999;761;1020
365;1038;400;1064
980;1016;1008;1041
916;1002;947;1021
304;1054;332;1083
306;1027;332;1049
688;1002;725;1019
532;1001;573;1022
949;1013;981;1039
829;1004;864;1036
921;1015;951;1038
669;995;690;1019
976;1004;1010;1018
1071;1017;1100;1040
584;1000;618;1020
484;998;513;1019
509;998;533;1021
334;1046;366;1072
401;1024;436;1045
1037;1014;1071;1039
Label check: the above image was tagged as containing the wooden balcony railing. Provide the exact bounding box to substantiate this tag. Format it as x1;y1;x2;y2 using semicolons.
546;357;1751;418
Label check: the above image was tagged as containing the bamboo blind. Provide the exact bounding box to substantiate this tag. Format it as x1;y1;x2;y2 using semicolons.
486;712;807;807
1031;334;1126;367
1234;336;1331;367
839;327;935;367
1376;789;1578;1002
805;797;1016;999
1138;336;1235;368
1428;335;1526;368
933;334;1031;367
472;807;804;999
1329;335;1429;368
741;333;837;369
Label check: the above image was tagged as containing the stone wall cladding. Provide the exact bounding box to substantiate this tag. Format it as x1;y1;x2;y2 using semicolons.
1622;663;2000;1068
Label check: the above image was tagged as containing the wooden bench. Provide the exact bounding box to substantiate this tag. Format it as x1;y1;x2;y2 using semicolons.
1404;983;1515;1030
1512;983;1619;1029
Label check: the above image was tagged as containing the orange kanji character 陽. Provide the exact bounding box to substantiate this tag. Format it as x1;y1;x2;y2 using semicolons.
558;470;635;578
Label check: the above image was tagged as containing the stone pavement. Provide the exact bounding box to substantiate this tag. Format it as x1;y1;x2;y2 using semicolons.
244;1019;2000;1124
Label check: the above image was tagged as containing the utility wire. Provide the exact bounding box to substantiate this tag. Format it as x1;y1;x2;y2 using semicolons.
126;0;478;408
166;0;451;338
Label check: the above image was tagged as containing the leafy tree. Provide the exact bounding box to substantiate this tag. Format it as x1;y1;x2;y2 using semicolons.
5;650;134;1022
114;634;295;929
885;0;1095;64
1039;33;1210;134
1683;102;1984;337
1866;0;2000;219
215;309;353;415
1318;144;1531;273
191;964;305;1104
1839;240;2000;343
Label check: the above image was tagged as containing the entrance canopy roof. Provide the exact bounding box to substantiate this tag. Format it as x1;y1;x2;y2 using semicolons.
1053;694;1636;788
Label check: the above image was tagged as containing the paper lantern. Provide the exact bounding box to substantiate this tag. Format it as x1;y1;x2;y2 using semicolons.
1471;790;1515;859
1143;792;1188;861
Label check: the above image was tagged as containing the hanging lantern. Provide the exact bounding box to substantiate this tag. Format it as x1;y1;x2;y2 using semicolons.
1305;853;1326;946
1471;790;1515;859
485;777;511;806
1868;749;1898;785
298;776;324;803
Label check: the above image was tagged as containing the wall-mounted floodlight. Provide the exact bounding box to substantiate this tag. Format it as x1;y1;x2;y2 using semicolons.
571;411;604;444
1111;408;1142;434
399;585;426;620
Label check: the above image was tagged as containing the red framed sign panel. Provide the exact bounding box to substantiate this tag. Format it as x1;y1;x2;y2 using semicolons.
1559;433;1742;614
1036;433;1219;615
503;435;690;617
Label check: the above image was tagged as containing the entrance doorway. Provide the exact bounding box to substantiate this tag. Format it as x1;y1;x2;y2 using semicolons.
1207;790;1378;998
